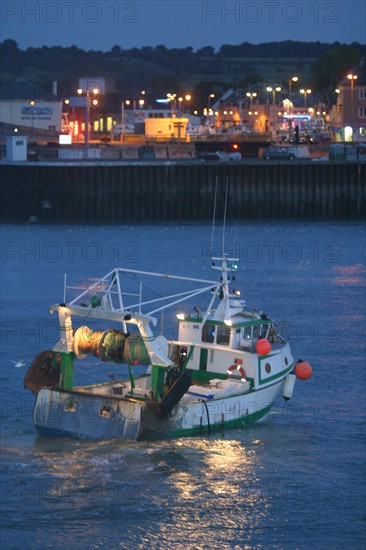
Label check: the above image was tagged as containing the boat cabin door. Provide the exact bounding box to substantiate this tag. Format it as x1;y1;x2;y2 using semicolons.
199;348;208;371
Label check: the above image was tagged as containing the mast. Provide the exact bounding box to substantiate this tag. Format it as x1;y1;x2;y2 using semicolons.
221;177;229;258
210;177;218;257
210;178;241;320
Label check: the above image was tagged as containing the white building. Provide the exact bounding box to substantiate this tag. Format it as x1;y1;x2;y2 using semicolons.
0;100;63;132
0;80;62;132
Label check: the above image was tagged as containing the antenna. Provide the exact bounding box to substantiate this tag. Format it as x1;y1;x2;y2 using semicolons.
222;177;229;256
63;273;67;303
233;220;238;259
210;177;218;257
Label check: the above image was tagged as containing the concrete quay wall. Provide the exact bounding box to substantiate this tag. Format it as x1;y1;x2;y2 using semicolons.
1;161;364;222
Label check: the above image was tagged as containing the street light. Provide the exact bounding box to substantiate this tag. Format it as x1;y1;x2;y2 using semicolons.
184;94;192;114
266;86;281;105
167;93;177;116
274;87;281;104
208;93;215;109
248;109;259;131
177;95;192;116
177;96;184;116
347;73;358;121
300;88;312;108
30;100;35;133
246;92;257;108
266;86;273;101
77;86;99;151
266;87;272;104
121;99;131;141
289;76;298;101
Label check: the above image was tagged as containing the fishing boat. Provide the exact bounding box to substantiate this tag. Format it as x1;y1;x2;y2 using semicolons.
24;247;312;440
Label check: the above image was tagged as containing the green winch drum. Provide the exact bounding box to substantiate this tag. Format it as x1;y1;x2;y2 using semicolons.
99;329;129;363
123;333;150;365
73;326;150;365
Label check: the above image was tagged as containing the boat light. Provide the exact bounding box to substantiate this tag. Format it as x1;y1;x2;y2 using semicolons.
231;264;238;270
176;313;185;320
224;319;232;326
233;288;241;296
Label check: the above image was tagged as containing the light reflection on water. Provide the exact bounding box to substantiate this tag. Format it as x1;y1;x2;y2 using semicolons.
331;263;366;286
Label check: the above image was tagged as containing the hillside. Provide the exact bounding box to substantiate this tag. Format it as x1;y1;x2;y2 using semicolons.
1;39;364;103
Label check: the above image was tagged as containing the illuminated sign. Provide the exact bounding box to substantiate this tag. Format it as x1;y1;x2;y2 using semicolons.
21;106;53;116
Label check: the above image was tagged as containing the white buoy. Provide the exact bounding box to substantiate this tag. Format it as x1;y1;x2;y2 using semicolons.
283;373;296;400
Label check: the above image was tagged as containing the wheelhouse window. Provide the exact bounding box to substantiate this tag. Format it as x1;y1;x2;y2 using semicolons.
217;324;230;345
243;326;252;340
234;328;241;343
202;323;215;343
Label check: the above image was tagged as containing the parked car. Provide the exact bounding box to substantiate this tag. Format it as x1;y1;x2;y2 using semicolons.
298;133;317;144
262;147;295;161
318;133;332;143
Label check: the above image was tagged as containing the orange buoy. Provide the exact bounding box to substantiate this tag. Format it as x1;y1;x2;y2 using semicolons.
294;360;313;380
256;338;271;356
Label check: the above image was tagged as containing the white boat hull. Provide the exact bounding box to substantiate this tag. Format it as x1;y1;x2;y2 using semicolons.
33;377;286;440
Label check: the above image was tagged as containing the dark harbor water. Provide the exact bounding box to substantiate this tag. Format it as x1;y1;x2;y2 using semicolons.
1;221;365;550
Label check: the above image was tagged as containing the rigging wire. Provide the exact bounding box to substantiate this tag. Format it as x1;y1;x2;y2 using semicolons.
221;177;229;256
210;176;218;257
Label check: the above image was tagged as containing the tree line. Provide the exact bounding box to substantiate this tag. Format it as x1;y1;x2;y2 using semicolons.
1;39;364;103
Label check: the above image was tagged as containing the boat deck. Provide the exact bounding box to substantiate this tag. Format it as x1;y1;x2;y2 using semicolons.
72;377;251;403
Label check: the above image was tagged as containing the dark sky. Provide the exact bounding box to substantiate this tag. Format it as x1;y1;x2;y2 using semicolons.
1;0;365;50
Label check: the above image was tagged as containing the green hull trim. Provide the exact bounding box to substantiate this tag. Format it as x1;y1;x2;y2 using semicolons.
183;317;273;329
58;351;75;390
139;403;272;441
258;362;293;385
